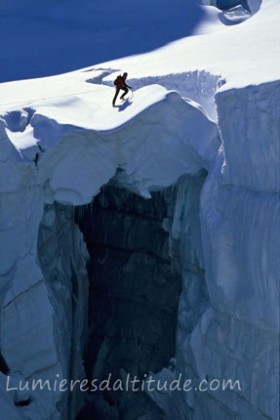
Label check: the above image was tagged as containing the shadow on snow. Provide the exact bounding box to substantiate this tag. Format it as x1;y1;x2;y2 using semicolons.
0;0;206;83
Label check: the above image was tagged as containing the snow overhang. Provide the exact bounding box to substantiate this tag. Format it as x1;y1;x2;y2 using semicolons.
1;85;219;205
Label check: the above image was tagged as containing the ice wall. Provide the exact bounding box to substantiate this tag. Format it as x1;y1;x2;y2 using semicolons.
37;203;89;417
0;175;89;418
167;81;279;419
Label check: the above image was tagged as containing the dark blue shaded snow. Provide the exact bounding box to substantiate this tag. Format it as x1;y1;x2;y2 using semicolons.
0;0;206;83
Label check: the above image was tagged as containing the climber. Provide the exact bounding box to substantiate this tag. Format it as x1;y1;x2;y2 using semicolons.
112;72;132;106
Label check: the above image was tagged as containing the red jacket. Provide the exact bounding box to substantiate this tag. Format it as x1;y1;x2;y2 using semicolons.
114;75;127;89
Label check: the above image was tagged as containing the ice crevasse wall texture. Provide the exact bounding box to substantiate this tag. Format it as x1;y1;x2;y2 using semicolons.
0;90;218;419
0;81;279;420
184;81;279;419
139;84;279;420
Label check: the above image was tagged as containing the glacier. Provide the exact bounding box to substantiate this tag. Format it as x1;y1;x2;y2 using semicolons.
0;0;279;419
0;77;279;419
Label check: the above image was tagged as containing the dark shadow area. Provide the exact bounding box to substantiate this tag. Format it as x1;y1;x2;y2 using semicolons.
0;349;9;374
116;100;133;112
15;398;32;407
0;0;206;83
75;185;181;419
215;0;245;8
212;0;262;14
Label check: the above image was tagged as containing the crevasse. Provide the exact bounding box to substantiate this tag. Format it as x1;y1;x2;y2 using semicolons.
0;81;278;419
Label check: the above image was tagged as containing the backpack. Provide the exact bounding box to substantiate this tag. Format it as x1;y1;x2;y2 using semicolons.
114;75;124;88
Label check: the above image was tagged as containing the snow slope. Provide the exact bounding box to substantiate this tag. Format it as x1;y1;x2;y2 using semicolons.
0;0;224;83
0;0;279;419
102;0;279;90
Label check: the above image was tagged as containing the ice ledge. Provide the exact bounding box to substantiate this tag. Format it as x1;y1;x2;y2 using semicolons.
1;85;219;205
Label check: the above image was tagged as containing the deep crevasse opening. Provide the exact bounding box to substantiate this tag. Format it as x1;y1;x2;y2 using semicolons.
74;175;207;419
34;173;207;420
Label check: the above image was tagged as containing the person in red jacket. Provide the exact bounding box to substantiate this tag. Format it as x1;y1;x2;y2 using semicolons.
112;72;131;106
